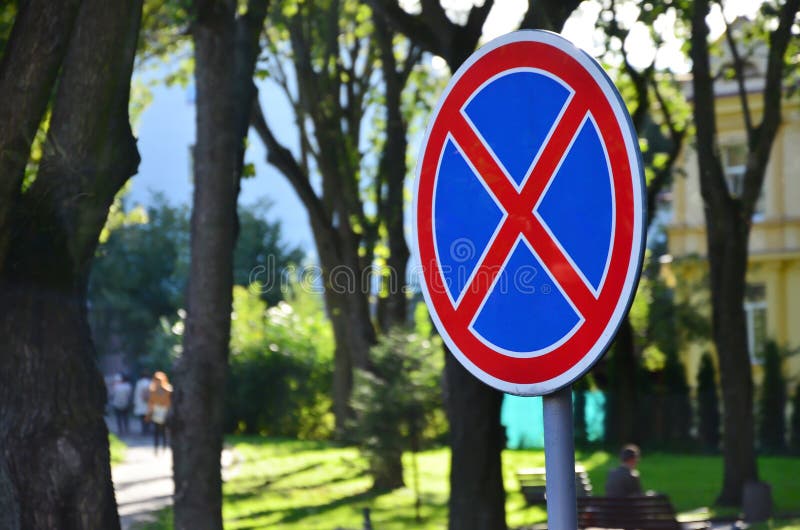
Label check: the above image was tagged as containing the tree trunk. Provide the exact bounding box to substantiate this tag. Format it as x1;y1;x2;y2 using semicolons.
171;2;238;528
444;353;507;530
706;213;756;505
686;0;797;505
370;447;405;491
313;223;375;435
171;2;268;525
604;317;638;446
0;0;81;263
0;282;120;530
250;98;375;435
374;17;410;333
0;0;142;526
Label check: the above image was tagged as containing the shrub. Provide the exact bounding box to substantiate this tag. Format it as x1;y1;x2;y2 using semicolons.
758;341;787;453
662;349;693;446
225;285;334;439
351;329;445;491
790;382;800;453
696;352;720;452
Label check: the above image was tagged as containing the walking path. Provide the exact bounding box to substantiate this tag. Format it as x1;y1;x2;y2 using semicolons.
112;433;173;530
110;429;239;530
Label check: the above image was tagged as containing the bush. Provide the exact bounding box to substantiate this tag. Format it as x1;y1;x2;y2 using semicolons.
351;329;445;491
790;382;800;453
696;352;720;452
662;349;693;446
758;341;787;453
225;285;334;439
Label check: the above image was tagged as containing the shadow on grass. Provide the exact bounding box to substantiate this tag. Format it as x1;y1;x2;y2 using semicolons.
227;488;380;527
225;462;369;504
254;462;321;488
278;471;370;493
228;436;336;455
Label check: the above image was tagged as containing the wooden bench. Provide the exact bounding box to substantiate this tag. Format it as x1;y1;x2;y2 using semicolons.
517;465;592;505
577;494;710;530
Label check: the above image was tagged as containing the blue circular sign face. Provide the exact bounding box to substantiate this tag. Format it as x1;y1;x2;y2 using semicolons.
413;31;646;396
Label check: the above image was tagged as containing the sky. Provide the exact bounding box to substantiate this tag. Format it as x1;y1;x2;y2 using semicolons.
127;0;762;256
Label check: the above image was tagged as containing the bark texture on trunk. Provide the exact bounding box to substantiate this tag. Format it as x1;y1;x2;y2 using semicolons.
0;0;143;527
0;284;120;530
171;2;267;527
444;354;507;530
0;0;81;263
172;2;237;529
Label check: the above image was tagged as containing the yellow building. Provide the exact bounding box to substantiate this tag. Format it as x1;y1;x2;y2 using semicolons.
666;55;800;386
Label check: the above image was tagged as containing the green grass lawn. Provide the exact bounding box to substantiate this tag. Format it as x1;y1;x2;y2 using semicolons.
136;437;800;529
109;433;127;465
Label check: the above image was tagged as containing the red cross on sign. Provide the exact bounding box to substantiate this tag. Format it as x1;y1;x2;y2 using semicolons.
413;31;646;396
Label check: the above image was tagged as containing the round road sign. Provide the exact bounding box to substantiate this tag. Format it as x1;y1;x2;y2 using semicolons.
412;30;645;396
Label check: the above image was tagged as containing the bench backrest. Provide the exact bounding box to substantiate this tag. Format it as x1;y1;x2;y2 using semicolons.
577;494;681;530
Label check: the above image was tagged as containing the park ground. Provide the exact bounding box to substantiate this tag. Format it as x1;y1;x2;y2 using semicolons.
110;436;800;530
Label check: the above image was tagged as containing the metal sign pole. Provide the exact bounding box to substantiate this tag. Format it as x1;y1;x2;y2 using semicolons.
543;385;578;530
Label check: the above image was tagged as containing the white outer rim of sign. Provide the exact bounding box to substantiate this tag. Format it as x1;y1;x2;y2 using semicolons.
412;30;646;397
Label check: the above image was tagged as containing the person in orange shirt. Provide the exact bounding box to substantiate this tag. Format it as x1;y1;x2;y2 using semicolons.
146;371;172;453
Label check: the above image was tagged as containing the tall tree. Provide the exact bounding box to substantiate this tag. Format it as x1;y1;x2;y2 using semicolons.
688;0;799;505
368;2;582;528
254;0;377;432
0;0;143;527
252;0;422;437
170;0;267;528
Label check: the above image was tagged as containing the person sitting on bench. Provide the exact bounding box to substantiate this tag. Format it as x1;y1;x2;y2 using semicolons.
605;444;643;497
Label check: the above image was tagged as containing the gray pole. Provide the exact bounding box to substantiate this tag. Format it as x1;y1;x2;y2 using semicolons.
543;385;578;530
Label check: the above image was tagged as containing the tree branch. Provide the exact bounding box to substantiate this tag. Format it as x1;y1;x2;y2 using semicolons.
690;0;731;212
232;0;269;176
400;44;423;85
741;0;799;212
27;0;143;272
0;0;82;264
369;0;447;62
250;98;334;237
606;0;651;132
720;7;754;140
461;0;494;45
648;77;686;227
652;75;680;142
520;0;583;32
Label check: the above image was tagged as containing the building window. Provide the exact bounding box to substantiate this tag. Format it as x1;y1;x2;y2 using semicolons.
721;143;766;219
744;283;767;364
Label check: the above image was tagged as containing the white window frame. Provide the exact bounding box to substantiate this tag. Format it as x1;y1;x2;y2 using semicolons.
720;141;766;221
744;284;767;364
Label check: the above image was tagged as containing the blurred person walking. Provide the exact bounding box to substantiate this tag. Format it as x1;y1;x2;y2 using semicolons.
111;373;133;436
133;370;151;435
147;371;172;453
